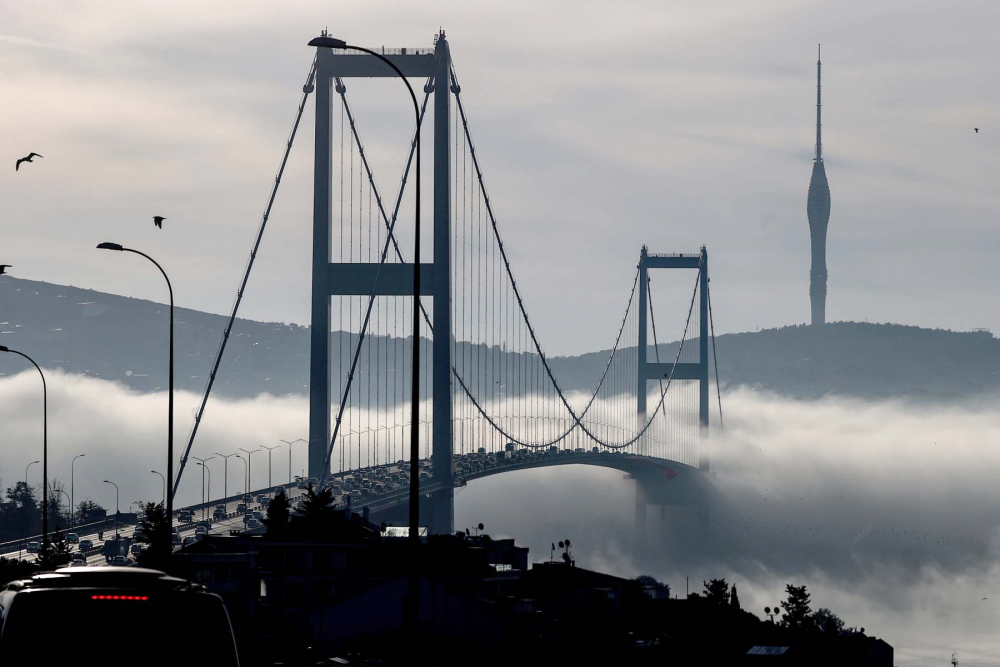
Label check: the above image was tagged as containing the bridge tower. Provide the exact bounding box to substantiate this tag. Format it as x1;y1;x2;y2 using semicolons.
635;246;710;546
308;33;454;534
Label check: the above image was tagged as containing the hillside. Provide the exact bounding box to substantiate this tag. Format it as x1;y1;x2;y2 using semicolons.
1;276;997;401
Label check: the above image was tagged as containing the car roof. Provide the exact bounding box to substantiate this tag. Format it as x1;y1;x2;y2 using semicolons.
4;568;196;592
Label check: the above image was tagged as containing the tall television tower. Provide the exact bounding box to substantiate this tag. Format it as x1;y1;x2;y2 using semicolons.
807;44;831;325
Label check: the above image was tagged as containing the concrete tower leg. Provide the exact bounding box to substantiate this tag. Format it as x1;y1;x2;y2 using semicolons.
308;58;332;480
425;32;454;535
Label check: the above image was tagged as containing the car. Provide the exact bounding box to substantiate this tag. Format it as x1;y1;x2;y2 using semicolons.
419;471;430;481
25;542;40;554
178;511;193;523
109;556;133;566
349;490;362;502
134;525;148;541
213;508;226;520
245;519;261;530
196;520;212;530
256;494;267;503
78;539;94;551
194;526;208;536
243;494;253;504
130;544;146;556
236;503;247;514
182;536;197;546
252;511;263;521
69;552;87;564
0;567;241;661
65;533;79;544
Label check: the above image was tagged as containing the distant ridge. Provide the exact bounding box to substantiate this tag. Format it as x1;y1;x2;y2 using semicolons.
1;276;996;402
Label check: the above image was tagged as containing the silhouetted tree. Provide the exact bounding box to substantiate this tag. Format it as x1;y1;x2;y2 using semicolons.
263;490;291;536
38;528;72;570
298;483;336;527
0;556;39;585
703;578;730;605
780;584;813;629
812;607;845;634
46;479;69;531
135;502;172;571
75;499;105;525
730;583;741;610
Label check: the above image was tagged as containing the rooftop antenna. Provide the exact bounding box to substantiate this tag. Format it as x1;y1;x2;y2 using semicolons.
815;44;823;162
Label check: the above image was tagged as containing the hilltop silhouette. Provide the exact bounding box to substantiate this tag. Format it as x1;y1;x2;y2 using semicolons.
0;276;996;402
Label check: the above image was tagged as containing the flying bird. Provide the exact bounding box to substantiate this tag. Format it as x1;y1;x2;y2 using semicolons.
15;153;42;171
153;216;166;229
0;265;11;275
975;128;979;133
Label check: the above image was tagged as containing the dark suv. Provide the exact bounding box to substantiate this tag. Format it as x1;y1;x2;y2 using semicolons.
0;567;240;666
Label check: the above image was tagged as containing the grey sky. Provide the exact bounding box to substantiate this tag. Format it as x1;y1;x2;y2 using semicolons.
2;0;999;357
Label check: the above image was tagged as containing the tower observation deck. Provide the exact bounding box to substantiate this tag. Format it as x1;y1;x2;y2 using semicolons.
807;44;831;326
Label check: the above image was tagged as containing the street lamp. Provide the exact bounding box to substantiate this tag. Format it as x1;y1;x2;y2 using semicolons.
238;448;260;494
96;242;174;524
150;470;165;504
261;445;281;489
215;452;238;500
280;438;307;485
2;347;49;549
234;455;247;496
103;480;119;537
25;460;39;488
20;460;39;559
308;33;422;546
308;33;424;638
71;454;85;527
55;489;71;530
192;456;215;521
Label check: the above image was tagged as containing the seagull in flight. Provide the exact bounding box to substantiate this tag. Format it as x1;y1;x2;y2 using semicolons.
153;216;166;229
0;265;11;275
975;128;979;133
15;153;42;171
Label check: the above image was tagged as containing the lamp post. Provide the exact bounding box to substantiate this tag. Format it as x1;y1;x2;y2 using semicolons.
55;489;71;530
238;448;260;494
96;243;174;524
234;455;247;496
196;463;212;520
192;456;215;521
215;452;238;501
150;470;165;504
20;460;39;559
2;347;49;549
309;33;423;637
261;445;281;489
103;480;119;537
280;438;307;485
71;454;85;527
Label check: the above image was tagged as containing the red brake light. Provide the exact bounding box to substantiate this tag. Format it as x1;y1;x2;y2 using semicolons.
90;594;149;601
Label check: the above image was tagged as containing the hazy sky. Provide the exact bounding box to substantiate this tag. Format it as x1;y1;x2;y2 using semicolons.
2;0;999;357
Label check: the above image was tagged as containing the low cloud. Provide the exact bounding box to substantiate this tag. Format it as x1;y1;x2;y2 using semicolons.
2;373;998;664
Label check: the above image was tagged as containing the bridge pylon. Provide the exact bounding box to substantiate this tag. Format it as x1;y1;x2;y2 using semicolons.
308;32;455;534
636;245;710;466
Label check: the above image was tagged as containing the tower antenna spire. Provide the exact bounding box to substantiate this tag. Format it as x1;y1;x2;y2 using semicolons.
815;43;822;162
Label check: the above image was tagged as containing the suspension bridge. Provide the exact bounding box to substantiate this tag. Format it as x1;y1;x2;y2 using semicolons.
174;30;723;542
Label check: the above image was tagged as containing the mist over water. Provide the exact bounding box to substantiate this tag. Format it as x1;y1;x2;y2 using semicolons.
2;372;999;664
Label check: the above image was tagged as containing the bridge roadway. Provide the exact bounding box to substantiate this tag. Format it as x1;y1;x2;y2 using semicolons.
0;449;702;567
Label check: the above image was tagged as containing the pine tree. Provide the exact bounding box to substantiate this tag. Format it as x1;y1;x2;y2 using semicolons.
730;583;741;610
703;578;730;605
263;490;291;536
780;584;813;629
